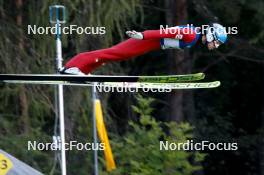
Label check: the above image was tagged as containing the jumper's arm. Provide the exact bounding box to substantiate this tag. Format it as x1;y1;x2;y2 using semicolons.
126;27;196;43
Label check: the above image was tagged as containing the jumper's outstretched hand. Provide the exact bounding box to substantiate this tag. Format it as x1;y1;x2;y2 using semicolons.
126;30;143;40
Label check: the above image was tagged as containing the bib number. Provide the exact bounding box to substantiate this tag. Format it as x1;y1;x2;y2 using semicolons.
0;153;13;175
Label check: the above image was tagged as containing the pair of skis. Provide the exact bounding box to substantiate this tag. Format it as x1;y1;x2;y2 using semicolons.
0;72;220;89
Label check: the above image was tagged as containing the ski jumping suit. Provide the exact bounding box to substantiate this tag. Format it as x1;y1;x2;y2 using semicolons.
65;26;201;74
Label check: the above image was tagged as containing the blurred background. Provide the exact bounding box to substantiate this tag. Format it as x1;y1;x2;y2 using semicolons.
0;0;264;174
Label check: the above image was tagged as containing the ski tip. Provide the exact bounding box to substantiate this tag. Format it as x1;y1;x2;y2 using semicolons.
196;73;205;79
210;81;221;88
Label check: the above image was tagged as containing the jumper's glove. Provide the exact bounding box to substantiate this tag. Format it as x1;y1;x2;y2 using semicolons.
126;30;143;40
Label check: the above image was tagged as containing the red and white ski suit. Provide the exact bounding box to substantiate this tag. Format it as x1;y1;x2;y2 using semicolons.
65;27;198;74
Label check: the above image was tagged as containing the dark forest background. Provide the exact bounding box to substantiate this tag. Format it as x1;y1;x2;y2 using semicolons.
0;0;264;174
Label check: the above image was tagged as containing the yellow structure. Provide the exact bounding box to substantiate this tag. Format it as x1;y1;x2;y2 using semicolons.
95;99;116;171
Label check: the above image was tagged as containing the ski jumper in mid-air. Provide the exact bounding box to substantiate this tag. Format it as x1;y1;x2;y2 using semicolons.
60;23;228;75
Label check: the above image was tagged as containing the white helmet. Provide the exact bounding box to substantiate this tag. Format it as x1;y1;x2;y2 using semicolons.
206;23;228;44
